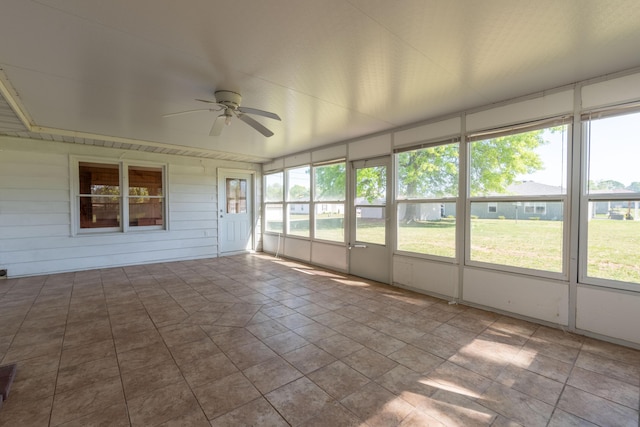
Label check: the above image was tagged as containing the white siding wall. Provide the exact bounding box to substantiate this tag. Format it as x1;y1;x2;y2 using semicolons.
0;136;260;277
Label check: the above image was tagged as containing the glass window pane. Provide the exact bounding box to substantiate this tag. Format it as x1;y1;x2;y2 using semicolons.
79;196;120;228
470;126;568;197
265;204;283;233
356;206;385;245
469;201;564;272
356;166;386;204
314;203;344;242
587;200;640;284
265;172;284;202
397;202;456;258
129;166;162;196
314;163;345;201
129;198;163;226
287;203;309;237
79;162;120;196
397;144;458;199
587;112;640;194
287;166;310;201
225;178;247;214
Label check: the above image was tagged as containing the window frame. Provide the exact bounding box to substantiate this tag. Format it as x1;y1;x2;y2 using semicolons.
579;106;640;291
312;160;346;244
465;119;571;279
263;171;284;234
394;139;460;262
72;157;167;235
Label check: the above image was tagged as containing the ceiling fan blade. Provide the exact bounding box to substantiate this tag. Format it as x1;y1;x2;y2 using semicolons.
195;98;217;104
163;108;210;117
209;115;225;136
238;106;281;121
237;113;274;137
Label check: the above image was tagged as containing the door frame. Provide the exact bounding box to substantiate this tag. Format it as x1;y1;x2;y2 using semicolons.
217;168;256;255
348;156;392;283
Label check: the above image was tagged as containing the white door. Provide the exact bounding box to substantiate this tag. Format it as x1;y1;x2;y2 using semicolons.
349;157;391;283
218;170;253;254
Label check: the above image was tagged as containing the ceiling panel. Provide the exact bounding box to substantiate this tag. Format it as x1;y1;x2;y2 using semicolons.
1;0;640;161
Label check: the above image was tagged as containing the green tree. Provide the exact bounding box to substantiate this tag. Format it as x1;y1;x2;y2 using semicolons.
289;184;310;201
589;179;626;191
314;163;345;200
469;130;546;196
627;182;640;192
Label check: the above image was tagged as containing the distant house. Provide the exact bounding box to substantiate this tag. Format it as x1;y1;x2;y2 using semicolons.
470;181;564;220
589;189;639;220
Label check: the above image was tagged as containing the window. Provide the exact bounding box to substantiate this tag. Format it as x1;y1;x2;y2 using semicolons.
264;172;283;233
77;161;165;232
128;166;164;226
313;161;346;242
524;202;546;215
396;141;458;258
468;122;569;274
583;109;640;286
286;166;310;237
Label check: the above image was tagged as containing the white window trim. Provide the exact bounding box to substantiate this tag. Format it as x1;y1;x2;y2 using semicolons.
70;156;168;236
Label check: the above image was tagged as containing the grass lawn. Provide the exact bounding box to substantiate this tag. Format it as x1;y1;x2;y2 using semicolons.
320;218;640;284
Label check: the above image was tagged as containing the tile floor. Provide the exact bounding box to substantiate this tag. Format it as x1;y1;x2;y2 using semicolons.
0;254;638;426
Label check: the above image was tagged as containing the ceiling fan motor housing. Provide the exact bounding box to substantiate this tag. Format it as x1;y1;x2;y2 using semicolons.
214;90;242;110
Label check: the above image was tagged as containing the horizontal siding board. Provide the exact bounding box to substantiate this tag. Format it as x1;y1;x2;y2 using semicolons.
169;211;216;221
0;224;70;238
170;220;217;230
0;201;70;214
1;229;213;251
0;213;70;226
169;193;216;204
0;163;68;178
0;188;70;202
170;183;215;194
4;237;216;264
0;176;69;191
170;202;216;212
9;245;218;277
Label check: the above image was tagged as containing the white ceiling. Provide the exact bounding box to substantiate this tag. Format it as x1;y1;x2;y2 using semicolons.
2;0;640;163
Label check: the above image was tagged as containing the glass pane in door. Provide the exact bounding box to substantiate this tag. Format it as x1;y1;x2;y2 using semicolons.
355;166;387;245
226;178;247;214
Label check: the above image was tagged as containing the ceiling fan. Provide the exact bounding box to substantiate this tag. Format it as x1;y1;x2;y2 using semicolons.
164;90;281;137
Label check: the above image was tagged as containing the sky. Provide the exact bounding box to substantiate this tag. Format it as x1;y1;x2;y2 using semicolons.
522;111;640;189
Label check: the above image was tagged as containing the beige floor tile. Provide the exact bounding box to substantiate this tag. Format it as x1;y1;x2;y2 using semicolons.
0;395;53;427
262;330;310;354
54;402;130;427
225;340;278;370
479;382;554;426
127;381;201;427
342;347;398;379
50;375;125;426
117;341;173;373
341;381;414;427
282;343;336;374
567;366;639;409
387;344;444;374
557;386;639;427
179;352;239;388
265;377;334;426
193;372;261;420
2;254;639;427
307;360;371;400
209;397;289;427
314;333;364;358
243;356;302;394
120;359;184;400
55;355;120;394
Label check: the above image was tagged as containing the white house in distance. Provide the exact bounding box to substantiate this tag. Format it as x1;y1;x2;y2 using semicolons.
1;0;640;354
